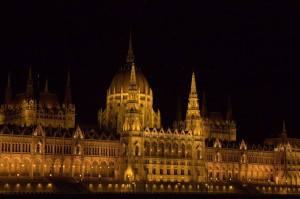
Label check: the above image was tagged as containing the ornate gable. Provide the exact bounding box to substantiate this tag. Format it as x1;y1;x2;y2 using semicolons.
73;126;84;139
33;124;45;136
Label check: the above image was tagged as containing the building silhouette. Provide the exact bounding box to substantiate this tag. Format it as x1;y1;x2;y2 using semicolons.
0;34;298;194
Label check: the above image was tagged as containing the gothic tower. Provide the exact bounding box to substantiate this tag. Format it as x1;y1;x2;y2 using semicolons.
185;72;202;136
120;63;143;182
185;72;206;182
63;72;76;128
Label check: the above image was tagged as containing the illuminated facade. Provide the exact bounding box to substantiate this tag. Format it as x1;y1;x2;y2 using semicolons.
0;35;299;194
0;70;75;128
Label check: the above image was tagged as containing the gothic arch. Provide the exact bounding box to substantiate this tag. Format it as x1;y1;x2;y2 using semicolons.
144;140;150;156
187;143;192;158
21;157;31;177
91;160;100;177
173;142;179;157
33;158;43;177
151;141;158;156
158;141;165;156
53;158;62;176
10;157;21;176
134;145;140;156
181;143;186;158
166;141;172;157
100;160;108;177
0;157;10;176
73;159;81;177
83;160;92;177
63;158;72;176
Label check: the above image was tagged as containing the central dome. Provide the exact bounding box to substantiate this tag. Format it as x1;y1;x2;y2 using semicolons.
110;68;150;94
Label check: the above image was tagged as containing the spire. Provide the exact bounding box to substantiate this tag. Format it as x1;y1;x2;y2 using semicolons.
126;28;134;64
129;63;137;88
4;73;12;104
226;94;233;121
28;66;32;83
64;71;72;104
189;72;198;98
281;121;287;139
185;72;201;132
201;90;207;118
26;66;34;99
44;76;49;93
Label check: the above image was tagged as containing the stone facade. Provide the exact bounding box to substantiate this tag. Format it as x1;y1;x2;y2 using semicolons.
0;35;297;191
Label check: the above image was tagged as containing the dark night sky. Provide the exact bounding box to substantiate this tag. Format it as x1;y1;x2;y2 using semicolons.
0;1;300;142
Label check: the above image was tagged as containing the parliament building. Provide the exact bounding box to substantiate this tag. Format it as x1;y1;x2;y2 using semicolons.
0;35;299;194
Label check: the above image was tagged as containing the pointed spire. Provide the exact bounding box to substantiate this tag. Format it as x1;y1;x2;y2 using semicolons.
64;71;72;104
185;71;201;131
4;73;12;104
44;76;49;93
226;94;233;121
129;63;137;87
28;65;32;83
126;28;134;64
201;90;207;118
189;72;198;97
26;66;34;99
281;121;287;139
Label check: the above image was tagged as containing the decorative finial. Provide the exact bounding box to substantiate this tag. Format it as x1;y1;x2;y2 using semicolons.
190;72;197;97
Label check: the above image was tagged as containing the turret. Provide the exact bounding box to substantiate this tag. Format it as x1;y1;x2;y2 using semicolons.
185;72;202;135
63;71;75;129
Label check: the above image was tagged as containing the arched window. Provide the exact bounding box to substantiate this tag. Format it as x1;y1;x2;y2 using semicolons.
135;146;139;156
182;144;186;158
75;145;81;155
36;143;41;153
241;154;246;163
197;150;202;159
215;152;220;162
144;141;150;156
